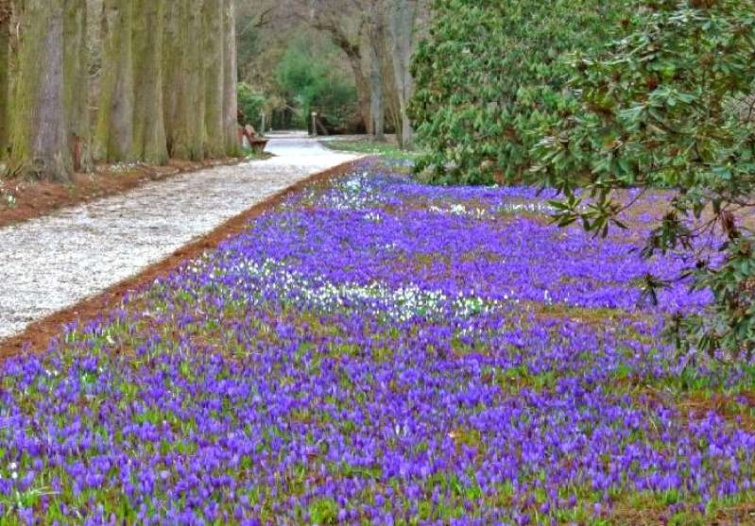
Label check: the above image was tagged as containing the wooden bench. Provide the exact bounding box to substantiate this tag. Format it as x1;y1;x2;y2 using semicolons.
249;138;268;154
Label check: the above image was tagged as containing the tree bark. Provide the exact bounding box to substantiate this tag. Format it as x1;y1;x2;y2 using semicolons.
162;0;182;157
203;0;225;158
9;0;71;181
221;0;239;155
163;0;206;160
350;51;372;134
388;0;416;149
0;0;10;160
131;0;168;164
368;10;385;140
64;0;92;171
95;0;134;162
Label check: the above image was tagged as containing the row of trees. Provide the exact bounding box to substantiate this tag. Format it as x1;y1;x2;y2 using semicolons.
411;0;755;356
0;0;239;182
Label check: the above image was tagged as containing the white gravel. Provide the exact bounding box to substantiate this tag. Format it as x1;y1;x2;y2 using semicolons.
0;132;362;340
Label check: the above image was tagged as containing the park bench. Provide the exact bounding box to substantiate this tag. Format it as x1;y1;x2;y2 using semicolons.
249;137;268;154
239;124;268;154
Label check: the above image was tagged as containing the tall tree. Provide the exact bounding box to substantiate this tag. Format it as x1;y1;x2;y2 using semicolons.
132;0;168;163
308;13;372;133
95;0;134;162
285;0;427;141
0;0;10;160
64;0;91;172
367;6;386;140
203;0;226;158
163;0;206;160
9;0;70;181
387;0;420;148
221;0;239;154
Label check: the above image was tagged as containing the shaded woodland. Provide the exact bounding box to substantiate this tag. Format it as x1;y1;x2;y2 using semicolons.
236;0;428;148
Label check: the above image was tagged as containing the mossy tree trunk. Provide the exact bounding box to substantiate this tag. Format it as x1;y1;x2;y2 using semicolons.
131;0;168;164
388;0;417;149
9;0;71;181
367;11;385;141
164;0;206;160
203;0;225;158
0;0;11;160
161;0;182;157
95;0;133;162
221;0;239;155
64;0;92;172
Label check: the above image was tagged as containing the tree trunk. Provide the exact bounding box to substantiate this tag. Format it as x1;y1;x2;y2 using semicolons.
64;0;92;172
203;0;225;158
384;57;402;141
368;13;385;141
9;0;70;181
95;0;134;162
187;3;207;159
313;20;371;133
388;0;416;149
162;0;181;157
351;55;372;134
0;0;10;160
163;0;205;160
221;0;239;155
131;0;168;164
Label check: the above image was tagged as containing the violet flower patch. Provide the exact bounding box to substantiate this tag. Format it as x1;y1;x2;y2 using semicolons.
0;158;753;524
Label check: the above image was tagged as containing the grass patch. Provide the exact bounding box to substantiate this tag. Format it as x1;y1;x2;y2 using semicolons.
320;138;420;162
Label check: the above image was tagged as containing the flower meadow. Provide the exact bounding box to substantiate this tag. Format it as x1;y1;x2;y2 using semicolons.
1;159;754;525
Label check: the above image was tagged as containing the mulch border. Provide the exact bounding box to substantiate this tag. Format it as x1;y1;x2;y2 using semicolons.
0;156;261;230
0;159;364;363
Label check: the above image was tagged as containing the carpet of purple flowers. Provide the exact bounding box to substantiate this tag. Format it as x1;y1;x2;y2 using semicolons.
1;159;754;525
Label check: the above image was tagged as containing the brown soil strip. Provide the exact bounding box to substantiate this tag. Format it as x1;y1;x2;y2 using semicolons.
0;156;267;229
0;159;362;364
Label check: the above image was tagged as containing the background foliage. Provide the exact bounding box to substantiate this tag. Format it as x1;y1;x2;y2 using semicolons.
275;35;360;132
408;0;630;184
236;83;267;131
534;0;755;358
411;0;755;357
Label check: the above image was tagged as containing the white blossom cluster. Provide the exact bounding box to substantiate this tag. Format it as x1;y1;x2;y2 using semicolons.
426;201;555;219
319;174;387;211
428;204;487;219
497;202;555;214
204;258;511;323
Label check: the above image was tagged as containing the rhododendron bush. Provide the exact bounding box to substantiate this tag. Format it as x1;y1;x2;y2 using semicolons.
411;0;755;356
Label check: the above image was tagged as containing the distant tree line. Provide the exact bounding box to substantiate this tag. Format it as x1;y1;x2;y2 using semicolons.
0;0;239;182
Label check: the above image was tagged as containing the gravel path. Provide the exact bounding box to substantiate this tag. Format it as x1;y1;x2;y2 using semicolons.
0;133;361;340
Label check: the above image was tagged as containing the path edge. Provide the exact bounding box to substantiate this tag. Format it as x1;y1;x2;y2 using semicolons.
0;158;365;363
